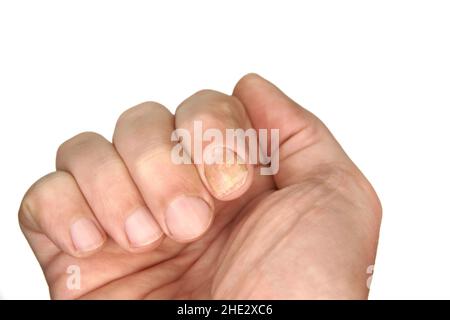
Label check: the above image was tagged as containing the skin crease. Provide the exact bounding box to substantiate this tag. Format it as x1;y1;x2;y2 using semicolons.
19;74;382;299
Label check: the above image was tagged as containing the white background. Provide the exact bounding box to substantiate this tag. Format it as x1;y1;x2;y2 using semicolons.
1;1;449;299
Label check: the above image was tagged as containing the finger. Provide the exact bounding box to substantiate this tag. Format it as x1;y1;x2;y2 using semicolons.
19;171;106;259
233;73;353;188
56;132;163;251
113;102;214;242
175;90;254;200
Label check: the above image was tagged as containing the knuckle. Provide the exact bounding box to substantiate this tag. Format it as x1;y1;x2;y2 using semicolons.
184;92;247;128
177;89;249;130
210;99;236;117
56;131;104;162
280;116;324;162
116;101;167;128
19;172;68;229
114;102;171;147
233;73;263;95
208;98;246;127
191;89;218;99
237;73;261;86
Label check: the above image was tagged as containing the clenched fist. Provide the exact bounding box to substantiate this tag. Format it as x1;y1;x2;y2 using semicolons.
19;74;381;299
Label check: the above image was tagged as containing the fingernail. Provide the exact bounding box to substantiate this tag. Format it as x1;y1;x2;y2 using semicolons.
70;218;104;252
125;207;162;247
204;147;248;197
165;196;212;241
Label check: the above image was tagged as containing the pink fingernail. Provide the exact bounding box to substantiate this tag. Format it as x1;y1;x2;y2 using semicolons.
70;218;104;252
125;207;162;247
165;196;212;241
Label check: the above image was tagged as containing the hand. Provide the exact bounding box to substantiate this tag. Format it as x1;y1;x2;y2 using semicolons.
19;74;381;299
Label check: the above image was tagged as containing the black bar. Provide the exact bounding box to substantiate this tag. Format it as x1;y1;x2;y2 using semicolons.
0;300;446;319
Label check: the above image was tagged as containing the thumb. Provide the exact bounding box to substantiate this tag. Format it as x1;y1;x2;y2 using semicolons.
233;73;353;188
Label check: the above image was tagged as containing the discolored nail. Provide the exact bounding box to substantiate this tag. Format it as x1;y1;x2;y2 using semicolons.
70;218;104;252
125;207;162;248
204;147;248;197
165;196;212;241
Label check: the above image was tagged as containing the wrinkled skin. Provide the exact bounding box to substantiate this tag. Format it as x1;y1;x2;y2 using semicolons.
19;74;381;299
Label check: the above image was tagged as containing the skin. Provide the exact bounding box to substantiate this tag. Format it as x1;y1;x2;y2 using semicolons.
19;74;382;299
